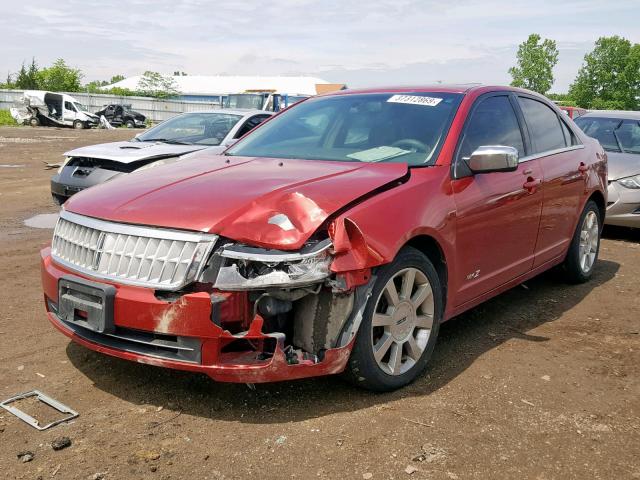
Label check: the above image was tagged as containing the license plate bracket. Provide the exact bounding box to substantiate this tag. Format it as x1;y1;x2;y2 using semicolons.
58;275;116;334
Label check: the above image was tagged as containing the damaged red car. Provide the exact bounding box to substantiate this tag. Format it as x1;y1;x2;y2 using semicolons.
41;85;607;391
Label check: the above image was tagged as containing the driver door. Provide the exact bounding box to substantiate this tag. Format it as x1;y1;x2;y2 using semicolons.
63;101;77;123
452;93;543;306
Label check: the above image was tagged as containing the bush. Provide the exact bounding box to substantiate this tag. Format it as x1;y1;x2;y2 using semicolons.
0;110;17;126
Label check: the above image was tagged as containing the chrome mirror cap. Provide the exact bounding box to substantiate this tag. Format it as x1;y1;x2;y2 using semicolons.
466;145;519;173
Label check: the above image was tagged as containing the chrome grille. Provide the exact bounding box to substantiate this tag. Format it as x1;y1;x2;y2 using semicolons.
51;211;217;290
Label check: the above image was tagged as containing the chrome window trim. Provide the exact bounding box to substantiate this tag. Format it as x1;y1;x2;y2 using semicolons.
518;144;585;163
51;210;218;290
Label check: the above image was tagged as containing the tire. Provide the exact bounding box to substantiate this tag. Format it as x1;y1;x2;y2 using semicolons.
125;120;135;128
563;200;601;283
73;120;85;129
29;117;40;127
344;247;442;392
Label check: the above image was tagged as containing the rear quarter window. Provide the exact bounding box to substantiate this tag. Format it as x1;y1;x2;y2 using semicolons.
518;97;566;153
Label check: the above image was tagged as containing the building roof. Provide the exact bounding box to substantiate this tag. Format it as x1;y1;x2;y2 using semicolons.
105;75;331;96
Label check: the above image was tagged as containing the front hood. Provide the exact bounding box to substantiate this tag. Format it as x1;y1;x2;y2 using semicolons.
65;153;409;249
606;151;640;180
64;141;208;164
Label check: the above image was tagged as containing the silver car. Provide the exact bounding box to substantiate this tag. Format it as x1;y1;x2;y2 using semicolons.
575;111;640;227
51;109;273;204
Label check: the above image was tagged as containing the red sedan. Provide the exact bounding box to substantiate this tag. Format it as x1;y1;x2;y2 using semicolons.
41;85;607;391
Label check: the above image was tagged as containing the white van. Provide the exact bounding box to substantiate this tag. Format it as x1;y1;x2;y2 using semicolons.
20;90;99;129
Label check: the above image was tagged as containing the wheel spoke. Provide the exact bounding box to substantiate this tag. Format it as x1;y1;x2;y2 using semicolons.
405;335;422;361
415;314;433;329
411;283;432;309
389;341;403;375
384;282;400;307
372;313;394;327
373;333;394;362
400;269;416;300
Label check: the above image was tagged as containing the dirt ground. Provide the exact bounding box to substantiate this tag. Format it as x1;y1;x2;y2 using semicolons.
0;126;638;480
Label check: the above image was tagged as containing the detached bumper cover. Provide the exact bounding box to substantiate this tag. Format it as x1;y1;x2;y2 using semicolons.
41;248;352;382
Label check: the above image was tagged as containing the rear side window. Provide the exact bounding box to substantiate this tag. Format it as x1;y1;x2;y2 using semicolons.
560;120;578;146
234;115;271;138
458;95;525;160
518;97;566;153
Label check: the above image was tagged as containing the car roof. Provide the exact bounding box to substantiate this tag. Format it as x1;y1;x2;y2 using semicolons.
178;109;273;116
320;84;550;98
579;110;640;120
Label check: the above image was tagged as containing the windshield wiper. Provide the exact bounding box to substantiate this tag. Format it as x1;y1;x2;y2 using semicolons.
141;138;191;145
612;130;627;153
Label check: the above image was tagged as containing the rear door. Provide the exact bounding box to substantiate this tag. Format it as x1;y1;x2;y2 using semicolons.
516;95;586;267
452;93;543;306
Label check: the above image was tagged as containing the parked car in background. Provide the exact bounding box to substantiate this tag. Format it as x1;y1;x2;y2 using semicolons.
559;105;587;119
41;85;606;391
50;109;273;204
574;110;640;227
95;104;146;128
10;90;99;129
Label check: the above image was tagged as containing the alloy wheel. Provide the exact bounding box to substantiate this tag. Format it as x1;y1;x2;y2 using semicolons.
371;267;434;376
579;210;599;273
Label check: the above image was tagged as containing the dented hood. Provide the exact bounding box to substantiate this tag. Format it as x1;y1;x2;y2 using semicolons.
64;152;408;249
64;141;208;164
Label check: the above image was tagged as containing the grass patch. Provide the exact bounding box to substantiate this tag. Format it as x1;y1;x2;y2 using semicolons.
0;109;18;126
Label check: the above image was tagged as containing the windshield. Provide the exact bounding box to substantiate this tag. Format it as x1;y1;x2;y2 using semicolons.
73;102;87;112
137;112;242;146
224;94;264;110
575;116;640;154
226;92;463;165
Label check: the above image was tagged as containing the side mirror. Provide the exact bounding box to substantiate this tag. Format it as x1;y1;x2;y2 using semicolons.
466;146;518;174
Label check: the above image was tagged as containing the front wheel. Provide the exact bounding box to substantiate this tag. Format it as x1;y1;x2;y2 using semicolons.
563;200;601;283
125;120;134;128
345;247;442;391
73;120;85;129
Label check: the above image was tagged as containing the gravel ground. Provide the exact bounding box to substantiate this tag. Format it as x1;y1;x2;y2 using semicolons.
0;127;638;480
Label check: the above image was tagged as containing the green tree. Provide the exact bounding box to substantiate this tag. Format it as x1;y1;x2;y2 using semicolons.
509;34;559;94
136;71;179;98
569;36;640;110
36;59;83;92
109;74;125;84
15;58;40;89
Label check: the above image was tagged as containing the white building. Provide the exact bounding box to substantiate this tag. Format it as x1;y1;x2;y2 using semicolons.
105;75;334;103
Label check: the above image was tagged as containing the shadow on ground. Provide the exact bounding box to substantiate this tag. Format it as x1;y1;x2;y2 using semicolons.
603;225;640;243
67;259;619;424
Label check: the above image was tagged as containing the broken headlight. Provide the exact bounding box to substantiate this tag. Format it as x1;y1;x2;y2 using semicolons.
208;239;332;290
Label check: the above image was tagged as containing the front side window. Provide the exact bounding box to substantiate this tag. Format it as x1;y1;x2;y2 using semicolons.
227;92;463;166
458;95;525;160
519;97;566;153
137;113;242;145
64;101;76;112
574;117;640;154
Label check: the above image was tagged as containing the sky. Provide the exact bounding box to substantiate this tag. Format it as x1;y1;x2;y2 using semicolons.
0;0;638;93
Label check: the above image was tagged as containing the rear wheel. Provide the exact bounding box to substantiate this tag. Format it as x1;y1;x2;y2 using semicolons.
563;200;601;283
345;247;442;391
29;117;40;127
125;120;134;128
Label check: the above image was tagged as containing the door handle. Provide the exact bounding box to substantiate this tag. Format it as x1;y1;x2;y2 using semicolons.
578;162;589;173
523;177;542;192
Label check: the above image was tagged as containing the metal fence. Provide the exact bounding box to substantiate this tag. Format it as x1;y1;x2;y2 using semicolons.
0;89;222;124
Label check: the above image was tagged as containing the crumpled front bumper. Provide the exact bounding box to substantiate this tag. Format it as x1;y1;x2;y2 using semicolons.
41;248;353;383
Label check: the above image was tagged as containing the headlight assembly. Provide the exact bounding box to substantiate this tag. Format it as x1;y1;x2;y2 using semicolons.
617;174;640;189
208;239;333;290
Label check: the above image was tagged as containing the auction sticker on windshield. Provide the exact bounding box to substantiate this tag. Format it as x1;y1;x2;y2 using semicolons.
387;94;442;107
